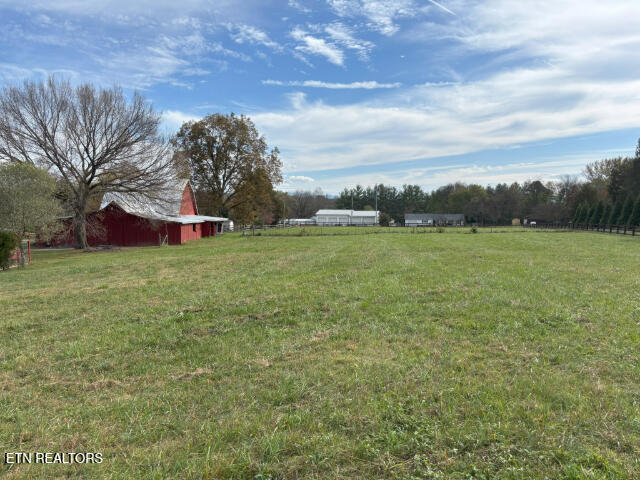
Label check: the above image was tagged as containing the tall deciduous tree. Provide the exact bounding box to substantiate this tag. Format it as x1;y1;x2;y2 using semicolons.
0;163;62;265
173;113;282;220
0;77;175;249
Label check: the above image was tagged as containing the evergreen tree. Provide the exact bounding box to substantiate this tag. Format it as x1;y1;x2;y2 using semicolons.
627;194;640;227
599;203;612;225
572;203;584;223
589;200;604;224
608;199;623;225
585;204;595;224
618;195;634;225
581;202;592;223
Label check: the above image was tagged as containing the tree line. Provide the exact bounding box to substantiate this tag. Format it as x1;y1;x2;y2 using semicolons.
329;143;640;226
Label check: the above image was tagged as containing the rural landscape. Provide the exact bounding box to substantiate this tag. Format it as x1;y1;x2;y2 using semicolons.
2;0;640;479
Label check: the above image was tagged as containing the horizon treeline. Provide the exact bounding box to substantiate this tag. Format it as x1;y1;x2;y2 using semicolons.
276;138;640;226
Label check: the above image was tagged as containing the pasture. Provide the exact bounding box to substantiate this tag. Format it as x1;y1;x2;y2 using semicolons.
1;230;639;479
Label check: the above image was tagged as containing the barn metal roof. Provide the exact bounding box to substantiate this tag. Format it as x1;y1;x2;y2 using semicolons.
100;180;227;224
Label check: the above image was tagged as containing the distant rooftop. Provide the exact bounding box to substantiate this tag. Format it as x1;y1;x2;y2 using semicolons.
316;209;378;217
405;213;465;221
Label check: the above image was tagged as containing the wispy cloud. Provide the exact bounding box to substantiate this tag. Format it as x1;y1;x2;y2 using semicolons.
288;0;311;14
326;0;417;36
228;24;282;51
252;67;640;172
263;79;401;89
325;22;374;61
291;27;344;66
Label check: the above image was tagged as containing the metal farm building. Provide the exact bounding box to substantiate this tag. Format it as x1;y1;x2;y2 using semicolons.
315;209;379;226
404;213;465;226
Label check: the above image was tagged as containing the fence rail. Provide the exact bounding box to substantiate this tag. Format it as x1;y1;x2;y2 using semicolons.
529;223;637;236
239;222;640;238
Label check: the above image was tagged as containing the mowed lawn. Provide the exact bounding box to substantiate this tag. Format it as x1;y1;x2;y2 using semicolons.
1;231;640;479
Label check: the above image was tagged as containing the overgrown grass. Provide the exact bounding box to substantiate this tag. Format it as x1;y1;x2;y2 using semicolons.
1;230;639;479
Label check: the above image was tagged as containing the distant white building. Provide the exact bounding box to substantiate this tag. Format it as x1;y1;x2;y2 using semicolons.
315;209;379;226
285;218;317;226
404;213;465;226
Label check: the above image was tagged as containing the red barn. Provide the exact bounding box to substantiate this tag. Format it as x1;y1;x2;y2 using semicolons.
57;180;227;247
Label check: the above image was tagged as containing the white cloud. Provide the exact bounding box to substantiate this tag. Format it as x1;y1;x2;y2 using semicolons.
326;0;417;36
310;155;603;194
247;1;640;176
95;34;223;89
252;66;640;172
289;175;315;182
288;0;312;13
229;24;281;51
324;22;374;60
263;79;400;89
161;110;199;132
291;27;345;66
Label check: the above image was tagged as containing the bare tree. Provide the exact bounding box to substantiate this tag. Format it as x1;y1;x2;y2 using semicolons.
286;188;334;219
291;190;314;218
0;77;175;249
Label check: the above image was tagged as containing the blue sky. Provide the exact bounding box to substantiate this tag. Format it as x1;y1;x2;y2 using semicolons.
1;0;640;193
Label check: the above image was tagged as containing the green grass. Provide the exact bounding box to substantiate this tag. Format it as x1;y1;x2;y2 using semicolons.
1;230;639;479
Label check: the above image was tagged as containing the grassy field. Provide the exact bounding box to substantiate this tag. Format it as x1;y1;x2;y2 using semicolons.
1;230;639;479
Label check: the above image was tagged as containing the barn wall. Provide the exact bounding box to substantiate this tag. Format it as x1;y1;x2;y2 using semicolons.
49;206;185;247
167;224;181;245
179;223;202;243
101;205;165;246
201;222;217;238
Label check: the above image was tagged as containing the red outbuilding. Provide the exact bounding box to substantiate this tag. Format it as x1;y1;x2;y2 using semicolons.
56;180;227;247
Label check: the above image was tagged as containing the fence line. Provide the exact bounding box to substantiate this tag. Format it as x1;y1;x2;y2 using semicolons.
239;222;640;238
533;223;637;237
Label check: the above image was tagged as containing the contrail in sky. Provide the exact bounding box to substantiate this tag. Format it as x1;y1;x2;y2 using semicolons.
427;0;456;15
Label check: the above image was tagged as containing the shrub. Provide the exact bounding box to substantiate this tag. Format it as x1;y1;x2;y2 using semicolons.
470;226;478;234
378;212;392;227
0;231;18;270
436;226;445;233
